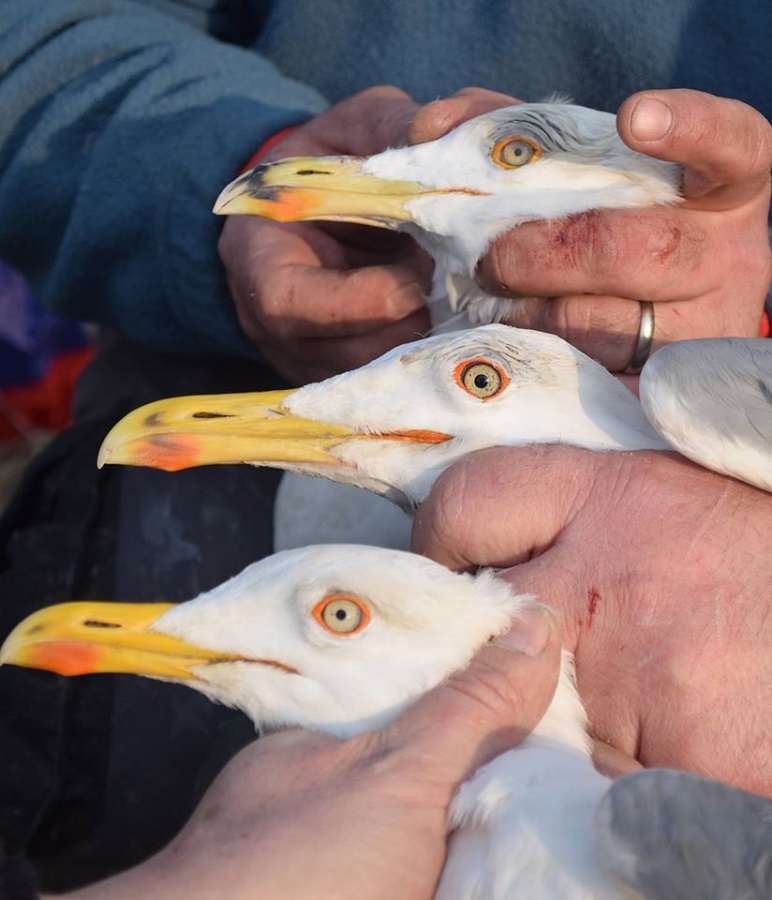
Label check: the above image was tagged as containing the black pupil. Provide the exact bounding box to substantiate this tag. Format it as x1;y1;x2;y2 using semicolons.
474;373;490;388
513;145;524;156
335;608;348;620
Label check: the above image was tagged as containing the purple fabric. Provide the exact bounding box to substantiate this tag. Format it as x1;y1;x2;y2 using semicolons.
0;261;87;387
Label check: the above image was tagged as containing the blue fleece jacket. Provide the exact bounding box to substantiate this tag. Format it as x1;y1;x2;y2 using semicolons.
0;0;769;357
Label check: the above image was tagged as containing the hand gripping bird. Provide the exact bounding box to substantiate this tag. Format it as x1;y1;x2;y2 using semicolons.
1;544;632;899
209;99;685;547
97;324;672;549
96;326;772;552
213;100;682;331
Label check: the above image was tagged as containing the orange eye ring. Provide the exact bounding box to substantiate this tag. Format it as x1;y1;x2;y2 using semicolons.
312;593;371;636
453;359;509;400
491;136;541;169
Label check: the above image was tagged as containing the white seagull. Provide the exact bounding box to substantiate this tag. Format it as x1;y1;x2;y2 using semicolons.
96;324;670;549
0;544;631;899
213;100;682;331
96;327;772;551
211;100;684;547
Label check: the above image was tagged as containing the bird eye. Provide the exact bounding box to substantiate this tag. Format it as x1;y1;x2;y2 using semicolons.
491;137;540;169
454;360;508;400
313;593;370;635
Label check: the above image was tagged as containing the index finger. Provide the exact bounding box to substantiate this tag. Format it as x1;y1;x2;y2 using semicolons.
409;87;522;144
229;220;431;339
617;89;772;209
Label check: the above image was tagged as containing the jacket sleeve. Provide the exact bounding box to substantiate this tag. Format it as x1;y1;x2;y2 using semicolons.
0;0;327;357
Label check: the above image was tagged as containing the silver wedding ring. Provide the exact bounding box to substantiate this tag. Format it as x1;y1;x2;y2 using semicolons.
624;300;655;375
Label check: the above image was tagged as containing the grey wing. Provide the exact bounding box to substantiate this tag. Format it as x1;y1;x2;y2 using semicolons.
639;338;772;491
595;768;772;900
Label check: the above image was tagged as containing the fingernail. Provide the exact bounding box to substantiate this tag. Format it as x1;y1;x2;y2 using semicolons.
498;607;554;657
630;97;673;142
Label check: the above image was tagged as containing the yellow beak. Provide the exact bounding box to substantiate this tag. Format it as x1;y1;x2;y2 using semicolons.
97;389;356;471
213;155;438;226
97;390;450;472
0;601;239;680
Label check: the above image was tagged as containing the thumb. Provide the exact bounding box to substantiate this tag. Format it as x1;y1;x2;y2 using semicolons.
390;605;561;782
617;88;772;208
412;444;593;572
411;445;616;653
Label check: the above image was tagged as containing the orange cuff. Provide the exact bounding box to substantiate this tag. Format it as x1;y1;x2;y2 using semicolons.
760;311;770;338
238;126;301;174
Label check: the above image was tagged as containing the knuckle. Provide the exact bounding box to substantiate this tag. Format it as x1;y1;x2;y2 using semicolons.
542;295;598;346
479;238;518;294
409;97;462;144
559;210;705;288
552;304;603;357
260;303;297;341
626;216;707;296
506;211;622;285
446;662;533;721
667;92;772;182
546;211;611;273
645;217;705;272
354;84;411;104
252;280;298;339
355;86;415;140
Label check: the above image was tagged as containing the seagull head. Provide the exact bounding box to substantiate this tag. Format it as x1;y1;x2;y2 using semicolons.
97;325;666;509
0;545;524;737
215;102;681;326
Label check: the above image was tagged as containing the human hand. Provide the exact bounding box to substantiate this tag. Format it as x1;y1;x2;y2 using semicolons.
218;86;433;384
413;88;772;372
58;608;562;900
413;445;772;796
217;86;530;384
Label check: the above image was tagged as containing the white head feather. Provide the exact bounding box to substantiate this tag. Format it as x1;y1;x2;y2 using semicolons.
283;324;668;507
143;545;585;747
215;101;682;330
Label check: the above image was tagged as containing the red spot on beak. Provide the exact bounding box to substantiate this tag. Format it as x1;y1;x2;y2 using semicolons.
138;435;203;471
27;641;103;676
